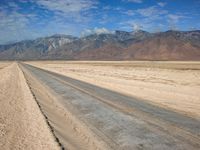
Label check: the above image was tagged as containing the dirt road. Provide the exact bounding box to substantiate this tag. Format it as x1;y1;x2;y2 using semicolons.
20;63;200;150
28;61;200;118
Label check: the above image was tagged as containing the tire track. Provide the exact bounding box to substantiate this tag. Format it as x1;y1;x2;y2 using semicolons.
21;63;200;150
45;67;200;148
20;63;112;150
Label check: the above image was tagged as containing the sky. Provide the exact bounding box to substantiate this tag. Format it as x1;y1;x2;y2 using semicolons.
0;0;200;44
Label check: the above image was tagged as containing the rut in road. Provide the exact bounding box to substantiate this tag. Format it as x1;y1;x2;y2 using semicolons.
21;63;200;150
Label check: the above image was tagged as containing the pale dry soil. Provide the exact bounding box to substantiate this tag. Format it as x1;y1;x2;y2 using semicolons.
28;61;200;118
0;62;59;150
1;61;199;150
21;63;200;150
0;61;10;69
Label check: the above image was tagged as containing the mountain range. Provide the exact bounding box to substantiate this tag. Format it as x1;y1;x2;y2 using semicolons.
0;30;200;60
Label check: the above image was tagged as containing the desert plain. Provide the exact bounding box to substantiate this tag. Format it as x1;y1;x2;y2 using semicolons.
0;61;200;150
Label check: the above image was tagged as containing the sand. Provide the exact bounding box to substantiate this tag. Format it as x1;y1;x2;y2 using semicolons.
27;61;200;119
0;62;59;149
0;61;10;69
1;61;199;149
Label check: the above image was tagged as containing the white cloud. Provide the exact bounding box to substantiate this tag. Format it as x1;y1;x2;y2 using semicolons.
35;0;98;23
168;14;184;23
0;6;39;44
119;19;147;31
167;14;185;30
132;23;142;31
137;6;168;17
119;14;167;32
81;27;113;36
125;0;143;3
122;10;135;16
120;10;189;32
7;2;20;10
94;27;113;34
0;0;99;44
102;6;111;10
157;2;167;7
36;0;97;13
98;14;110;24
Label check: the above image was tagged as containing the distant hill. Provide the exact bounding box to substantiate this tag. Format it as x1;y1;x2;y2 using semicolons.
0;30;200;60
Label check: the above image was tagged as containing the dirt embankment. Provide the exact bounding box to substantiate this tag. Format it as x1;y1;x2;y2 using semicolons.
0;63;59;149
28;61;200;118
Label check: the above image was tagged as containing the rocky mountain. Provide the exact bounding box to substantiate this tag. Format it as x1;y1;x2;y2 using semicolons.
0;30;200;60
0;34;78;60
124;31;200;60
74;30;200;60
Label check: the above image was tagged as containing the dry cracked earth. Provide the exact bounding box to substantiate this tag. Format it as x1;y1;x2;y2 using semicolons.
0;61;200;150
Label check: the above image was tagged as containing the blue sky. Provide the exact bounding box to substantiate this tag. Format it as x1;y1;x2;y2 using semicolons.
0;0;200;44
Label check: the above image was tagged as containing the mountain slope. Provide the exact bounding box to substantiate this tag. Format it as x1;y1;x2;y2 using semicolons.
0;30;199;60
123;33;200;60
74;30;200;60
0;34;78;60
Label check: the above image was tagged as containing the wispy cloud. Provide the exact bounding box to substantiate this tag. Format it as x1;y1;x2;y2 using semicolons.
167;14;186;30
136;6;168;17
81;27;113;36
132;23;143;31
157;2;167;7
0;4;38;44
0;0;98;44
167;14;185;23
124;0;143;3
119;5;169;32
122;10;135;16
35;0;98;23
36;0;97;13
0;0;198;44
119;19;152;31
121;6;189;32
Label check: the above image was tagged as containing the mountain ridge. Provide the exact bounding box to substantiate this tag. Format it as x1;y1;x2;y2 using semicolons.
0;30;200;60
